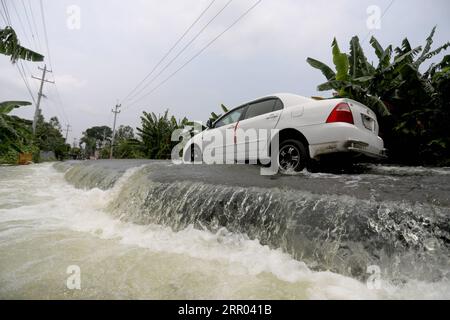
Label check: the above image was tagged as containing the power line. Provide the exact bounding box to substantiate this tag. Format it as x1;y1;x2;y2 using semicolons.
39;0;69;125
361;0;396;44
20;0;39;50
0;2;8;26
1;0;11;24
19;61;36;100
2;1;37;104
3;3;37;104
9;0;33;48
15;62;37;104
120;0;217;104
7;0;66;125
124;0;263;110
3;0;67;128
38;0;53;69
27;0;42;52
1;0;12;25
9;0;40;94
0;3;7;25
44;87;69;127
124;0;234;104
22;60;39;92
52;86;69;124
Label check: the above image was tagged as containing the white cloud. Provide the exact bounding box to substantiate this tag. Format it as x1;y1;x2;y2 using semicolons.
54;74;87;88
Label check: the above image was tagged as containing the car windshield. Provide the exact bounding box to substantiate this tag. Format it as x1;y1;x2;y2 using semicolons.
214;107;245;128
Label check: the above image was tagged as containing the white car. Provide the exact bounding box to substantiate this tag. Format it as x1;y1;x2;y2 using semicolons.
184;93;386;172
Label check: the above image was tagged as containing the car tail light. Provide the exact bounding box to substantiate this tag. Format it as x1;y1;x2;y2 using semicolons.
326;102;354;124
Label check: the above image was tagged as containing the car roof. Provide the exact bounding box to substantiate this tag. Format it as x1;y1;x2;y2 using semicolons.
229;93;313;110
268;93;314;108
214;93;313;124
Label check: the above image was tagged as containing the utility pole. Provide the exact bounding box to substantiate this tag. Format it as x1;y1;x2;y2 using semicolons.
31;65;54;135
64;124;72;142
110;104;121;159
102;127;107;148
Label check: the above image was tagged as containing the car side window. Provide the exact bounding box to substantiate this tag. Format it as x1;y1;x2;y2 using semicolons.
243;99;281;120
214;107;246;128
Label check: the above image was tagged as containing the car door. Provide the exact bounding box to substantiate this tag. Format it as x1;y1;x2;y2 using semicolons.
236;98;283;161
202;106;247;164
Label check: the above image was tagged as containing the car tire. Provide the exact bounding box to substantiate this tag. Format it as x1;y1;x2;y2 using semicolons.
278;139;308;173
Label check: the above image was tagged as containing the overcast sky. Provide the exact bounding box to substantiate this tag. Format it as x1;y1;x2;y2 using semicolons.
1;0;449;144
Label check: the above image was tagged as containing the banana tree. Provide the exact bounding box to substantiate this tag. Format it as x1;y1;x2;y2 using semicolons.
307;27;449;120
209;104;229;124
0;101;33;152
137;110;191;159
0;27;43;152
307;37;390;117
0;26;44;63
307;27;450;165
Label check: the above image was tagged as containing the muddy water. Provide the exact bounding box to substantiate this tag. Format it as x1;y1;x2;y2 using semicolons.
0;162;449;299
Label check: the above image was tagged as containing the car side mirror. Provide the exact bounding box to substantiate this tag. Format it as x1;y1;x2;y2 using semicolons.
206;119;213;129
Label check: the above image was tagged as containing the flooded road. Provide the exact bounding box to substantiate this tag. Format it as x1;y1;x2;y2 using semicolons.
0;161;449;299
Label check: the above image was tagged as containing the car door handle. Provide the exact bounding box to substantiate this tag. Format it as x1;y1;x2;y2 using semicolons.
266;114;278;120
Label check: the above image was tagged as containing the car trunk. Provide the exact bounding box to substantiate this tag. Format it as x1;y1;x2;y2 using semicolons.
346;99;379;136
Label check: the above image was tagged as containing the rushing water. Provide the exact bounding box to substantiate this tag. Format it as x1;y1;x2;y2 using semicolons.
0;162;449;299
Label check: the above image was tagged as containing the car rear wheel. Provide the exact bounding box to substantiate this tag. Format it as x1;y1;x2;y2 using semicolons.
278;139;308;172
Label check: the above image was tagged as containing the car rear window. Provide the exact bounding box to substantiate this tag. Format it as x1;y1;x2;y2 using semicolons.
273;99;283;111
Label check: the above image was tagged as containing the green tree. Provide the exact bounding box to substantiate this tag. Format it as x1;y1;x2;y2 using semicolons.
69;146;82;160
0;101;32;151
307;27;450;165
307;36;389;117
35;115;70;160
80;126;112;157
114;125;135;141
114;139;143;159
0;27;45;163
112;125;144;159
137;110;190;159
0;101;37;163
